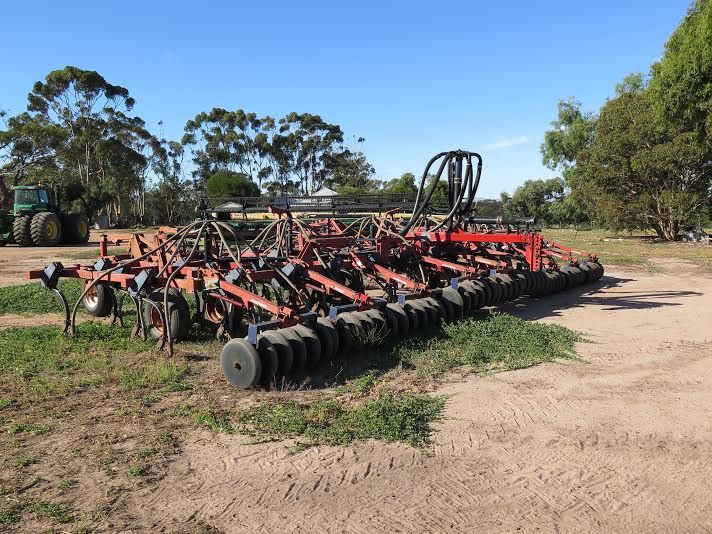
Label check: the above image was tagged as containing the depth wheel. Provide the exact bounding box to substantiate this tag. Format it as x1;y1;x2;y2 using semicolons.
83;282;115;317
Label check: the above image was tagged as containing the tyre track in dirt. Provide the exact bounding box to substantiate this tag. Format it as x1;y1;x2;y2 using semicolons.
119;270;712;533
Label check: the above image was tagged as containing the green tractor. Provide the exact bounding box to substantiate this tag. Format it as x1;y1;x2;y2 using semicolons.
4;185;90;247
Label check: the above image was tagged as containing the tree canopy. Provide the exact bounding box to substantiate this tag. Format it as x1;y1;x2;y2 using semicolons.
205;170;260;198
1;68;376;222
539;0;712;239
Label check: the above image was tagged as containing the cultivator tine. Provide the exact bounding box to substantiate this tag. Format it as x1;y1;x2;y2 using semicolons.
110;292;125;328
50;288;71;334
129;295;147;342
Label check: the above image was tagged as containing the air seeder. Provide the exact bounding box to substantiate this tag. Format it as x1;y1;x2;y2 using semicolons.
26;150;603;388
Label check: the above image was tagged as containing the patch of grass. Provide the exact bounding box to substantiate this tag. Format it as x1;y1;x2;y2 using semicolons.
128;465;147;477
0;322;147;395
0;501;22;525
393;312;581;377
598;254;649;266
238;392;444;447
0;280;84;316
30;500;74;523
63;247;128;260
14;456;36;468
7;421;49;435
193;410;233;434
348;370;380;396
58;479;77;490
287;442;310;454
542;227;712;270
120;360;189;390
171;404;193;417
0;398;14;410
158;431;175;445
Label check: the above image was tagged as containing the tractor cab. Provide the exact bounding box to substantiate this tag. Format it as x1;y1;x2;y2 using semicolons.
13;185;58;216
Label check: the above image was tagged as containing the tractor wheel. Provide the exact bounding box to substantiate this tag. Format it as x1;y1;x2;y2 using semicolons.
83;283;116;317
30;212;62;246
61;214;90;244
13;215;33;247
142;290;191;342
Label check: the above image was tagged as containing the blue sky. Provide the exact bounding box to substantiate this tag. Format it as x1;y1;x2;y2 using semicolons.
1;1;690;198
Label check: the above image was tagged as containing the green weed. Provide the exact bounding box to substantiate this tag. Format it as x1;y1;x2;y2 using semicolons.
0;280;84;316
120;360;188;390
14;456;36;468
7;421;49;435
238;392;444;447
0;322;147;395
394;312;581;377
193;410;233;433
30;500;74;523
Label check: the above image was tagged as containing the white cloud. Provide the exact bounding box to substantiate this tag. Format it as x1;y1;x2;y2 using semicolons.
484;136;529;151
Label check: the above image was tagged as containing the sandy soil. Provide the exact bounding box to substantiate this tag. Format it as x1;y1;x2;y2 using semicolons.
0;229;149;287
104;267;709;533
3;259;712;533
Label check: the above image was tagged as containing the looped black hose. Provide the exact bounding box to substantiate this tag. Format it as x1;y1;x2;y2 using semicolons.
401;150;483;235
400;153;450;235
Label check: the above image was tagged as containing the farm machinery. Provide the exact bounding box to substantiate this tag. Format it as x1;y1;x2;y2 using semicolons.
25;150;604;389
2;185;90;247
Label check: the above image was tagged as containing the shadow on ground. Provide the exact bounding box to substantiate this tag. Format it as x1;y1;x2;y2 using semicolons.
499;275;702;321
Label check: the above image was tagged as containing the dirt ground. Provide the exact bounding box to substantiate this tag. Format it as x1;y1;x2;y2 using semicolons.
2;250;712;532
129;266;710;533
0;229;147;287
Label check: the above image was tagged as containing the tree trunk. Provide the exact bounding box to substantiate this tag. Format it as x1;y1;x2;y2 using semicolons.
0;179;11;207
658;218;679;241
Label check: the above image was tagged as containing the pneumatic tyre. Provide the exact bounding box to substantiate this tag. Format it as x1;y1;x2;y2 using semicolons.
141;289;191;342
61;214;91;244
13;214;33;247
31;212;62;246
83;283;116;317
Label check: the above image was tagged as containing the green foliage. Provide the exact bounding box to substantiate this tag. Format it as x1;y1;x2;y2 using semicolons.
326;148;377;191
29;500;74;523
650;0;712;136
582;89;709;239
501;178;564;223
394;313;580;377
205;170;259;198
7;421;49;435
193;410;233;433
0;280;83;316
238;392;444;447
382;172;417;195
120;361;188;390
0;322;147;395
541;98;596;182
1;66;153;219
542;2;712;241
182;108;279;186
